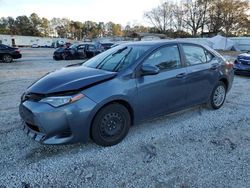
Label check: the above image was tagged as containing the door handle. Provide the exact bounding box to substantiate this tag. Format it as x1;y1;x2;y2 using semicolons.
176;73;187;78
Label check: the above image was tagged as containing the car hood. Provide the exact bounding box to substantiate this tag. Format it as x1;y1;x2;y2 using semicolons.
54;47;66;53
238;53;250;60
27;66;117;94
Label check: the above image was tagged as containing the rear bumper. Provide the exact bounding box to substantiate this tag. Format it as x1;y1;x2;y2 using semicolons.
19;95;97;144
13;54;22;59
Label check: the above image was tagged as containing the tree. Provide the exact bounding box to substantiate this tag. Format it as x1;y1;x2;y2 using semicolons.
69;21;83;40
206;0;249;36
144;1;175;32
29;13;42;36
0;17;9;34
182;0;207;36
112;24;122;36
6;17;17;35
83;21;98;38
41;18;50;37
15;16;34;36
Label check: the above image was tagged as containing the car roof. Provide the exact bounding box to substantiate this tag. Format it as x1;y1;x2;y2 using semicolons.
120;40;205;47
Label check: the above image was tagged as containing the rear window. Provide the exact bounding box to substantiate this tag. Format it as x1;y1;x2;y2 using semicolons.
183;45;215;65
183;45;206;65
87;45;96;50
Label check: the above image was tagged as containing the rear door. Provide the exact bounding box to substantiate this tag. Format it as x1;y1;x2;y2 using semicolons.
181;44;220;105
135;44;188;119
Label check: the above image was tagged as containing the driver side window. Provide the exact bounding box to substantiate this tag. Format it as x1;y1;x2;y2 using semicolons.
143;45;181;71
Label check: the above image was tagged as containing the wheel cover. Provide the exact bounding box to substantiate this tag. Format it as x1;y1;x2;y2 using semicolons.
213;85;226;107
100;112;124;140
3;55;12;63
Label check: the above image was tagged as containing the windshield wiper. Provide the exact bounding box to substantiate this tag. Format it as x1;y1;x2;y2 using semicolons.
96;47;128;70
112;48;132;72
112;47;127;56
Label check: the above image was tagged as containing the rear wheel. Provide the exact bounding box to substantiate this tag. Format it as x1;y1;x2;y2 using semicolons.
91;103;131;146
2;54;13;63
209;81;226;109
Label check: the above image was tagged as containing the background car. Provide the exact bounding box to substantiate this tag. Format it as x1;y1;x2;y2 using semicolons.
53;43;104;60
31;44;39;48
100;42;114;50
20;41;234;147
0;44;22;63
234;51;250;75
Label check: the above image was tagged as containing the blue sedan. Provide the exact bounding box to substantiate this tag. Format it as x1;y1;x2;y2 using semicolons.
19;41;234;146
234;52;250;75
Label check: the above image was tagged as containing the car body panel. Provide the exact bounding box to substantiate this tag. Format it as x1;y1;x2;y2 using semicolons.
234;52;250;75
19;40;234;144
135;67;188;119
27;66;117;94
19;95;97;144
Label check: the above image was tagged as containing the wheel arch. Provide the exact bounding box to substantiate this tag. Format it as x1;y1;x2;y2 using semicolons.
219;77;229;91
88;99;134;139
91;99;134;125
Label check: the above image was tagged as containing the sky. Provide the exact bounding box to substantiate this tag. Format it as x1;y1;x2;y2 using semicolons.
0;0;163;26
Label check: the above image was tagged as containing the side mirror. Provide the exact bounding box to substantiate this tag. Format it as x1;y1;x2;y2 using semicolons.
141;64;160;76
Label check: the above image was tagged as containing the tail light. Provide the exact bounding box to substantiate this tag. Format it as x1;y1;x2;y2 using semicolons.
15;49;20;53
225;61;234;69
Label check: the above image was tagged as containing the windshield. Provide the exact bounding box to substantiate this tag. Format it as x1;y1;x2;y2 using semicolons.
69;44;78;49
83;45;150;72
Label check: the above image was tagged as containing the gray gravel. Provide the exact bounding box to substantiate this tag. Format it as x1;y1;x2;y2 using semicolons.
0;48;250;188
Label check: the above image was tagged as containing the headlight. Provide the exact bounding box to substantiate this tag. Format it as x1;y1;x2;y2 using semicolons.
39;93;84;107
237;59;242;63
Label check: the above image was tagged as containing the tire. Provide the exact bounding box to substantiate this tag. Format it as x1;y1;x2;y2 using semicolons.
209;81;227;109
2;54;13;63
91;103;131;147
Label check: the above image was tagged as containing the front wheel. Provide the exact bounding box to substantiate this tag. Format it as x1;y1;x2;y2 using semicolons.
209;81;227;109
91;103;131;147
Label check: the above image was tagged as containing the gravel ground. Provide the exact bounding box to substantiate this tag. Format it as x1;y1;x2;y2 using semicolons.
0;48;250;188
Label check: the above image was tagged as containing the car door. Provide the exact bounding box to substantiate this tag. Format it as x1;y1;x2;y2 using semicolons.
181;44;220;106
77;45;86;58
135;44;188;119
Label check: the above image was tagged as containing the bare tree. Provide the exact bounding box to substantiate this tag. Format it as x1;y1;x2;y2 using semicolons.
144;2;176;32
182;0;206;36
206;0;250;36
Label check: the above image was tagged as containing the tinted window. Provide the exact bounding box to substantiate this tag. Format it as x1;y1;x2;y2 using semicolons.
77;45;86;49
183;45;207;65
143;45;181;70
88;45;96;50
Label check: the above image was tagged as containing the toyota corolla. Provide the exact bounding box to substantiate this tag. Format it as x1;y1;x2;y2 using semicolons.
19;41;234;146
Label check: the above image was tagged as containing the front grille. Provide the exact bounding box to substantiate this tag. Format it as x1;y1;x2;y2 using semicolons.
239;59;250;65
26;123;40;132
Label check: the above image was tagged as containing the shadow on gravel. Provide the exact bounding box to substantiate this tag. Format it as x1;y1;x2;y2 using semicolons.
24;143;91;163
210;138;237;152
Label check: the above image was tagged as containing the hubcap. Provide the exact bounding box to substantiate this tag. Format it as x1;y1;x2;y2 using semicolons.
3;55;12;63
100;112;124;139
213;85;226;107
